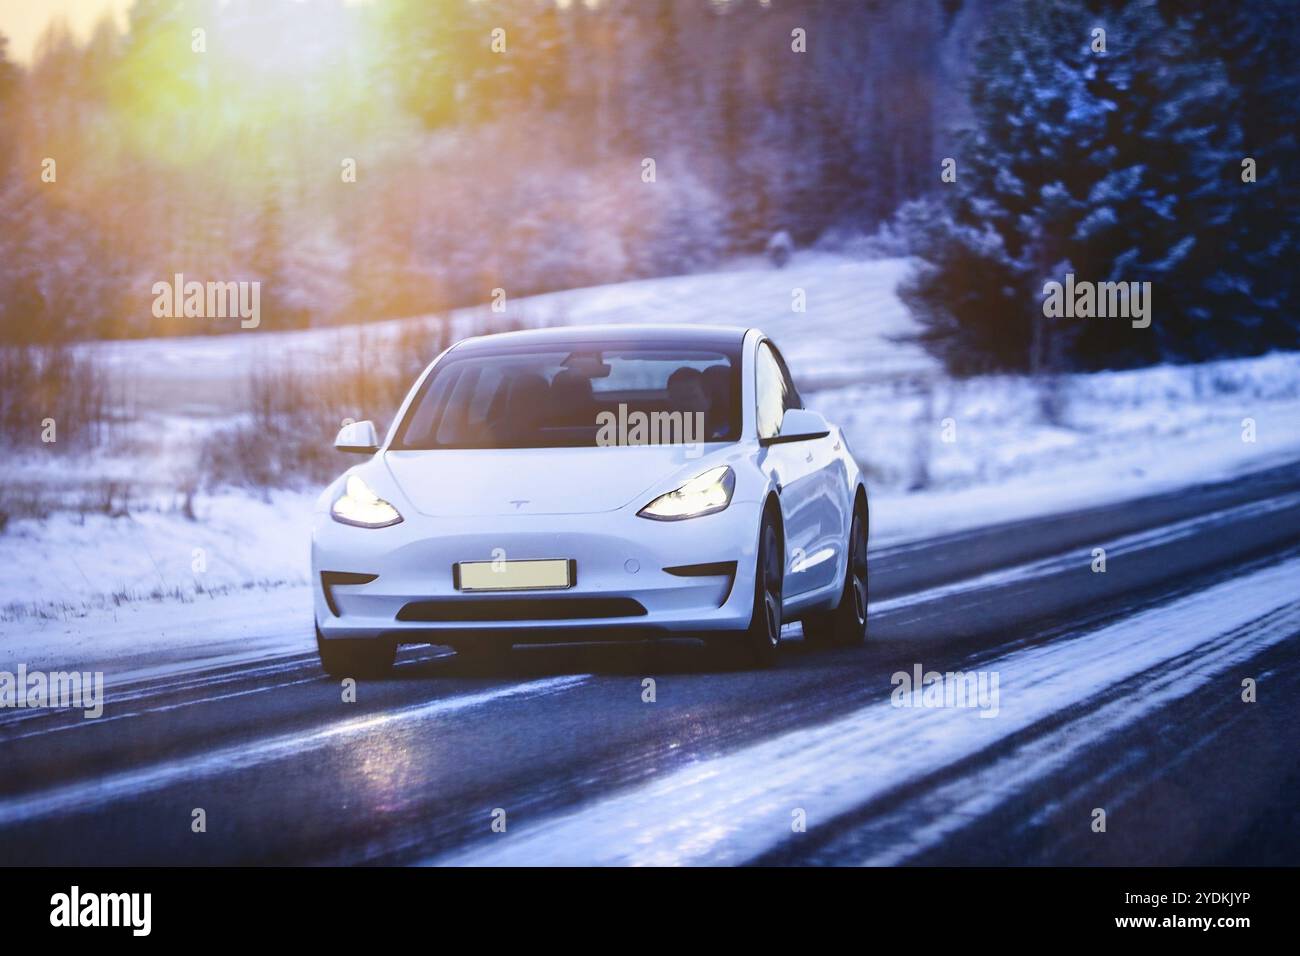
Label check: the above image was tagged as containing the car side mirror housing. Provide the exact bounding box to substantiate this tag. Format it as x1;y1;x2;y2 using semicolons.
762;408;830;446
335;420;380;454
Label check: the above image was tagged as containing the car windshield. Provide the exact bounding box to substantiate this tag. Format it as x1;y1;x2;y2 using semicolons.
393;343;741;449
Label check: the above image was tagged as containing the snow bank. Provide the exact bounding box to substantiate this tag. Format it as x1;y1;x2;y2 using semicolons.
0;491;313;621
816;351;1300;542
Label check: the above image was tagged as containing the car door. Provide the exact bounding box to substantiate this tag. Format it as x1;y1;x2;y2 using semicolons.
800;413;852;595
755;340;828;597
774;343;848;594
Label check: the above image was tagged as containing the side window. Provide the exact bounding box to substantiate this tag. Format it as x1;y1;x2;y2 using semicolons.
755;342;787;440
768;343;803;412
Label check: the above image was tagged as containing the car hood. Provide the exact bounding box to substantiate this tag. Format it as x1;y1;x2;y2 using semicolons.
383;445;725;517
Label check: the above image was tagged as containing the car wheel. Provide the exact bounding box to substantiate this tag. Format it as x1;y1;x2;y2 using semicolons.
743;507;784;667
316;626;395;679
802;504;868;648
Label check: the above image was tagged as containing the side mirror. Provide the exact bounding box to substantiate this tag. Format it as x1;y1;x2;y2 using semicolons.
762;408;830;446
335;420;380;454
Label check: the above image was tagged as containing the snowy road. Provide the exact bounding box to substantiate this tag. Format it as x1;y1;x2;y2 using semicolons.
1;461;1298;865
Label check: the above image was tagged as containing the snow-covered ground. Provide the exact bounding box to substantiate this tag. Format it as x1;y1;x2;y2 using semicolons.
827;350;1300;541
2;251;1299;672
0;492;313;621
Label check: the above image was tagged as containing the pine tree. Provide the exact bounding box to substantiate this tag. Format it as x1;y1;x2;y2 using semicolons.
902;0;1291;373
1166;0;1300;356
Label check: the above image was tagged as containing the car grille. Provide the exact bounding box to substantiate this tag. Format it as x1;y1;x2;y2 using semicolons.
396;597;648;622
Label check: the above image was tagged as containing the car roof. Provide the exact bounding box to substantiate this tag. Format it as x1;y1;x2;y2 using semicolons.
450;323;750;354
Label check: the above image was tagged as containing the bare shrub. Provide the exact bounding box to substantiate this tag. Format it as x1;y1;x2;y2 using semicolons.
0;344;115;450
0;476;151;531
199;317;453;490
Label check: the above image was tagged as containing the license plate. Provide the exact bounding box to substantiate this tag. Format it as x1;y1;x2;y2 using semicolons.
455;558;573;592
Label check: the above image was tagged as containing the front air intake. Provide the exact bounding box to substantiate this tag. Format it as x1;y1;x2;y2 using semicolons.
396;597;647;622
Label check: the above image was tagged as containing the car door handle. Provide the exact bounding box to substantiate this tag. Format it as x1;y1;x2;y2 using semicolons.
805;451;814;463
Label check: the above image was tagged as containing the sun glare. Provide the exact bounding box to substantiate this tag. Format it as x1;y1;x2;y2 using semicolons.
222;0;355;77
97;0;385;168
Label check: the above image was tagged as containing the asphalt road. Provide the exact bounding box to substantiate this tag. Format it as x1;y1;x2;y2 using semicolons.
2;462;1299;865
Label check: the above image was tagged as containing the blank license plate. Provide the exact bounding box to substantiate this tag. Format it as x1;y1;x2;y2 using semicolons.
455;558;572;592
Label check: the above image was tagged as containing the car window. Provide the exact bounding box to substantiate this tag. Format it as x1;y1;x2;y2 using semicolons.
393;344;741;449
768;342;803;412
755;341;788;440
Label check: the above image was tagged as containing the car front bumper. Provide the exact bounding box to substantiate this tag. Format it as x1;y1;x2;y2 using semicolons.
311;501;761;645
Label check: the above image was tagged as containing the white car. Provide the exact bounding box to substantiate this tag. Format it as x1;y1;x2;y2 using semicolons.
311;325;869;676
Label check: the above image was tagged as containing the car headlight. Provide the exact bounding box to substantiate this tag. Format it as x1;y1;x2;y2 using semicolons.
638;465;735;521
331;475;403;528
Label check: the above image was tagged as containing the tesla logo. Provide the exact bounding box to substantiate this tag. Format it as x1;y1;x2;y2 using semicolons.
510;499;529;510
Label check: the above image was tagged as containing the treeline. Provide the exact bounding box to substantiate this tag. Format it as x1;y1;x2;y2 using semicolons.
0;0;965;343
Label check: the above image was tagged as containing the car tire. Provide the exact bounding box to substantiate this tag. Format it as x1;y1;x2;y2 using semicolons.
316;626;395;679
743;506;784;667
802;503;868;648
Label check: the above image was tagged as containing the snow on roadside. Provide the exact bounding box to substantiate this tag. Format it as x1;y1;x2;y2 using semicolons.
818;350;1300;496
0;586;313;689
855;353;1300;544
0;491;313;622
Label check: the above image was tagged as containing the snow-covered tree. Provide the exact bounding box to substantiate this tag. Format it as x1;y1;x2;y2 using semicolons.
1168;0;1300;357
902;0;1296;373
